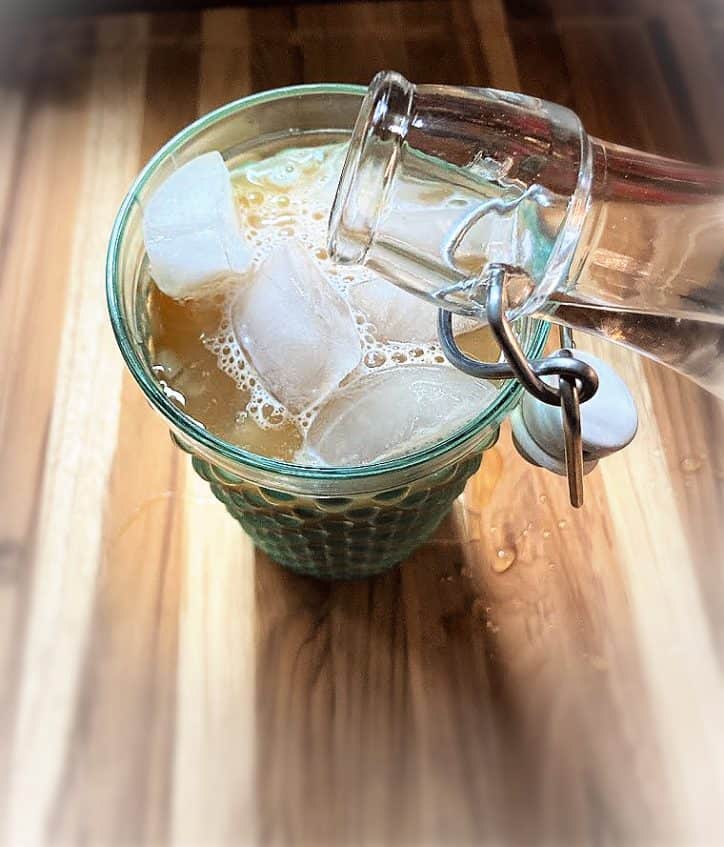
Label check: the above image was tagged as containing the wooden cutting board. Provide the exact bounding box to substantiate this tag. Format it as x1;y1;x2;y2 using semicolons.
1;2;723;844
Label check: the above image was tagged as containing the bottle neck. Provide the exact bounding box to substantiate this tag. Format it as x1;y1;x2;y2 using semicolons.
564;138;724;321
551;138;724;394
592;139;724;205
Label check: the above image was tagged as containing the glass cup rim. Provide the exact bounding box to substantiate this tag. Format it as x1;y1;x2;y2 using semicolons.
106;82;550;481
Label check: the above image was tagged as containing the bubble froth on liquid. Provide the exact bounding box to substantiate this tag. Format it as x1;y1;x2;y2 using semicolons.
205;141;462;435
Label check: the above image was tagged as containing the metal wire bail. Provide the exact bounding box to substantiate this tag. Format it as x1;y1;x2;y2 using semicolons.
437;264;599;507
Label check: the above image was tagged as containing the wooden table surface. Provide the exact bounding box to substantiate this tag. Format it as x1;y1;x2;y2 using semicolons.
1;1;723;844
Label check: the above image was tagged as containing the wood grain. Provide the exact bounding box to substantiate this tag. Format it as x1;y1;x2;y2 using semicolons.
0;2;722;845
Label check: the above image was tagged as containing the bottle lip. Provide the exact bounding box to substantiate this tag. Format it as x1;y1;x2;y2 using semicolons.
331;73;594;328
328;70;414;266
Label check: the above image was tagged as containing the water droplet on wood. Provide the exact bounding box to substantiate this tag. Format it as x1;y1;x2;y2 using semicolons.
492;548;516;573
681;456;703;473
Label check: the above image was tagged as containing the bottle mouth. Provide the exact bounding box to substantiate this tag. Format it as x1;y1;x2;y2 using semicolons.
329;72;594;328
328;70;414;264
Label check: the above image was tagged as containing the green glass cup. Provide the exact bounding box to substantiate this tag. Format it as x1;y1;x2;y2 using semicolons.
106;84;549;580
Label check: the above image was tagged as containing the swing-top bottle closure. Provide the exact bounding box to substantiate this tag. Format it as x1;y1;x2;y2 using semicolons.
328;71;724;503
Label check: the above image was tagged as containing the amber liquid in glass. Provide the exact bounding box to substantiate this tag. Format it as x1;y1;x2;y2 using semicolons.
142;136;498;462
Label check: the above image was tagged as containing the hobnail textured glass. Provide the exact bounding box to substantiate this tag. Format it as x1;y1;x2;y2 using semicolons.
173;431;495;578
107;85;549;580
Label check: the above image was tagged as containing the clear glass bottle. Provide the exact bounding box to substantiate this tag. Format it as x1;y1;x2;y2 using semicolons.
329;71;724;394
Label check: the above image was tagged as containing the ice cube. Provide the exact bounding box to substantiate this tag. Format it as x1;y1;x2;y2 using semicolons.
143;151;251;299
351;278;478;343
382;176;527;272
231;241;362;414
304;364;497;466
382;180;480;264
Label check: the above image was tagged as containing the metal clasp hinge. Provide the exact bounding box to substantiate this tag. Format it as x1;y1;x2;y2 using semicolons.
437;265;599;508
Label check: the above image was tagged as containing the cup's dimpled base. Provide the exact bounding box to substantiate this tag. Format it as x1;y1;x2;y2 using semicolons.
173;432;497;579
